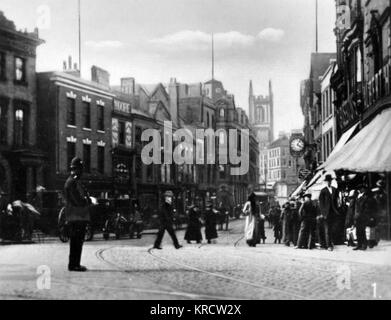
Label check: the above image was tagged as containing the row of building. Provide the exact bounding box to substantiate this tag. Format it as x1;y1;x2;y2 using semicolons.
0;11;260;211
300;0;391;239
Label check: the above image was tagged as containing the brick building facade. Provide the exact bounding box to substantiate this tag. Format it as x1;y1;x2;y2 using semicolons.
36;65;113;196
0;11;45;201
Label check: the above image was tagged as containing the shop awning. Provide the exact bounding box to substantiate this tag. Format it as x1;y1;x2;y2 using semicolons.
325;108;391;172
305;171;338;200
318;122;360;170
289;181;307;199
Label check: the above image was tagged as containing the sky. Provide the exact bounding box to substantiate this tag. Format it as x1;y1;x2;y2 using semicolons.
1;0;337;136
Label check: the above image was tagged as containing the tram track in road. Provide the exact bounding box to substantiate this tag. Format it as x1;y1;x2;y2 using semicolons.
93;247;244;300
147;247;310;300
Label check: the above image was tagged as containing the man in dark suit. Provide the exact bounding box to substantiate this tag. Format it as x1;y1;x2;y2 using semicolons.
296;193;318;249
354;184;377;251
318;174;339;251
153;191;183;250
64;157;91;272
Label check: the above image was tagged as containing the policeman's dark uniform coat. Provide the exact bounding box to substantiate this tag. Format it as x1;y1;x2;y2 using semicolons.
64;158;90;271
154;194;181;249
297;196;318;249
318;179;339;249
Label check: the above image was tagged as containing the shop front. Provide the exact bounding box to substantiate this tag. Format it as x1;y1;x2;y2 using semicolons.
318;108;391;239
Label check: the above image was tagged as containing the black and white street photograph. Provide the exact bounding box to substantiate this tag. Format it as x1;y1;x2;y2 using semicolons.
0;0;391;304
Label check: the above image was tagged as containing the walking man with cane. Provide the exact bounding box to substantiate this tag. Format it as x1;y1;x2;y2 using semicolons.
153;190;183;250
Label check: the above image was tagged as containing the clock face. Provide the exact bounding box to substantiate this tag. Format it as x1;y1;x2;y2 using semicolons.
291;138;305;152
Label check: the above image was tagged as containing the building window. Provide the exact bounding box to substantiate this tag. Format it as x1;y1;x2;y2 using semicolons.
219;165;225;180
83;144;91;173
0;100;7;144
67;98;76;126
82;102;91;129
135;126;142;146
219;108;225;118
97;105;104;131
15;57;26;82
206;113;210;127
67;142;76;171
97;146;105;174
0;52;5;80
14;108;25;146
118;121;125;145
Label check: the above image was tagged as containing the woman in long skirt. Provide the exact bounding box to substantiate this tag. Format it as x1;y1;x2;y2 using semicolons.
243;193;259;247
204;201;218;244
184;205;203;244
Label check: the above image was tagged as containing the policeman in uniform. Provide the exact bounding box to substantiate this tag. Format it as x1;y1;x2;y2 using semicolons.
64;157;91;272
153;190;183;250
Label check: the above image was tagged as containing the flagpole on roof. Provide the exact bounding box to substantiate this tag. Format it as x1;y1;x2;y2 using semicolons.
212;33;215;80
315;0;318;53
78;0;82;75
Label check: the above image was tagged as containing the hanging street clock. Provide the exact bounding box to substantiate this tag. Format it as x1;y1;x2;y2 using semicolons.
290;135;306;157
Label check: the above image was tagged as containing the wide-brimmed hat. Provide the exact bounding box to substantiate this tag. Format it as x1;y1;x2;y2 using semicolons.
324;174;333;182
70;157;83;169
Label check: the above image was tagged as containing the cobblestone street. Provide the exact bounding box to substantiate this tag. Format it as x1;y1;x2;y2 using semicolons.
0;219;390;300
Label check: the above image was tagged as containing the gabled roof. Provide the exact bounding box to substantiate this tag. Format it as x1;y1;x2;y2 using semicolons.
310;52;336;81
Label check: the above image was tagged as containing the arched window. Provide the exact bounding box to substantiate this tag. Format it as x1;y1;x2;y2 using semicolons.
14;109;24;146
219;108;225;118
260;107;266;123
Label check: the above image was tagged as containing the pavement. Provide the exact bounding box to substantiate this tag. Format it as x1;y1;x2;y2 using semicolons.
0;219;390;300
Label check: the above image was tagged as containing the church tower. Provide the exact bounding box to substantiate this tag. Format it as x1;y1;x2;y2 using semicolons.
249;80;274;149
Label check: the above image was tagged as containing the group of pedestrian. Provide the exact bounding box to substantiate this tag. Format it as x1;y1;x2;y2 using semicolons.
63;156;385;273
267;174;383;252
153;191;222;250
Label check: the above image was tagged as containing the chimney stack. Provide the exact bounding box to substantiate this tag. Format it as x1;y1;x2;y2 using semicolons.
91;66;110;87
121;77;135;95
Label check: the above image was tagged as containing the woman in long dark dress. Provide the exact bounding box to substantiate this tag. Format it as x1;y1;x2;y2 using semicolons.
184;205;203;244
204;202;218;244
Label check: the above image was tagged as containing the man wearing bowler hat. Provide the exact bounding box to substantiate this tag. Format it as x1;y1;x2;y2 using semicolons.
296;193;317;249
153;190;183;250
318;174;339;251
64;157;91;272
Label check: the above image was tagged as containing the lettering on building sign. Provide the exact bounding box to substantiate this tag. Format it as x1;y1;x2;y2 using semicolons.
126;122;132;148
114;100;131;114
112;118;119;147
